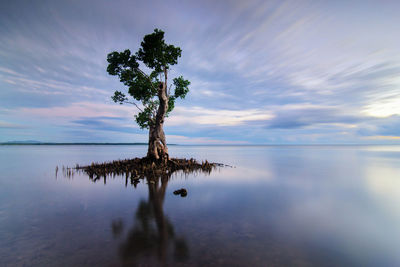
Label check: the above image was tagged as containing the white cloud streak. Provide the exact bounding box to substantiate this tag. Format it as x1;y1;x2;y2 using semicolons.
168;106;273;126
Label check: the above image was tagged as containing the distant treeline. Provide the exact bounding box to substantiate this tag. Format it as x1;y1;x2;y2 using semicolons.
0;142;166;146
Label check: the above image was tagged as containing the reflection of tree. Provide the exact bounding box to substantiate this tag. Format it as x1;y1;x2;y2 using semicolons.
112;175;189;266
68;162;217;265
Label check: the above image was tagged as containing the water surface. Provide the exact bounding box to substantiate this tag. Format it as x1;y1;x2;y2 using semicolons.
1;145;400;266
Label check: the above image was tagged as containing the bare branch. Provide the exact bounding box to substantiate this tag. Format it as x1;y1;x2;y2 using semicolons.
135;67;148;78
168;83;173;97
136;67;157;91
124;100;144;112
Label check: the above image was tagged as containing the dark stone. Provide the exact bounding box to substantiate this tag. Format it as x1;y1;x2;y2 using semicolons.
173;188;187;197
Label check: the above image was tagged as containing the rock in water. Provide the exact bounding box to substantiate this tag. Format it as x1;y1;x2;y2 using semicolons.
173;188;187;197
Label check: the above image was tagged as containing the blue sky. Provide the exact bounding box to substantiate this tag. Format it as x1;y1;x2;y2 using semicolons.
1;0;400;144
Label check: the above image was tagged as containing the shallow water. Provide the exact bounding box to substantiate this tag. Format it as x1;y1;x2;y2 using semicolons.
1;145;400;266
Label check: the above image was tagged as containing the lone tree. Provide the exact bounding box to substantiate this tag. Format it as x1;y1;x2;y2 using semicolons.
107;29;190;161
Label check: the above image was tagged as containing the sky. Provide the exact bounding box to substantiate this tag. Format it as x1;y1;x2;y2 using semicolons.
1;0;400;144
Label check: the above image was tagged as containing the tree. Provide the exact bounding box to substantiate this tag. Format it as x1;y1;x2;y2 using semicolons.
107;29;190;161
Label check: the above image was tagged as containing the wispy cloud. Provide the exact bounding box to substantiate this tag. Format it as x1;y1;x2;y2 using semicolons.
1;0;400;143
168;106;273;126
166;134;249;145
19;102;134;120
0;121;27;129
364;136;400;140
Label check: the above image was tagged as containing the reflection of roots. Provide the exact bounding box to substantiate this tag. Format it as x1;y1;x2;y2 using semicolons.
74;157;224;182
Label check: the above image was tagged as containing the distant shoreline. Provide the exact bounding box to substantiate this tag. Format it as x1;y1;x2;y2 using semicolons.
1;143;400;146
0;142;151;146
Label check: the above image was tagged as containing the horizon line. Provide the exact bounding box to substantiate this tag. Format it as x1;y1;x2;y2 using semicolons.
2;142;400;146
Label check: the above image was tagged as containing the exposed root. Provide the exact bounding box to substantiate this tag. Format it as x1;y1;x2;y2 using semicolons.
72;157;224;183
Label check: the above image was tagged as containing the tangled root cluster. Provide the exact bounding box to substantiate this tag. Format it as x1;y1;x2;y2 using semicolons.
76;157;221;181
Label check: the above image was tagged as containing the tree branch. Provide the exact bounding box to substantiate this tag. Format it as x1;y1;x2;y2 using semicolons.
125;100;143;112
167;83;173;97
135;67;157;91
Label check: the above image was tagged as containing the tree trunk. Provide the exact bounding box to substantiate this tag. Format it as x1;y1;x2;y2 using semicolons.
147;80;169;161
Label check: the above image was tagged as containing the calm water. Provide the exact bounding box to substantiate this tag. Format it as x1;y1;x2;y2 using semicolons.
1;145;400;266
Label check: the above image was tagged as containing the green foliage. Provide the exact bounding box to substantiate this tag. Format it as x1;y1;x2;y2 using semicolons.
107;29;189;129
136;29;182;72
173;76;190;99
167;97;175;115
112;91;128;104
135;105;154;129
127;71;158;102
107;50;139;85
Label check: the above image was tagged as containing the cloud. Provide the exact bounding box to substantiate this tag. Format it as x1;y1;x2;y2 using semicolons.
1;74;110;96
166;134;249;145
363;95;400;118
0;121;26;129
1;0;400;143
357;115;400;138
19;101;135;120
168;106;273;126
364;136;400;141
265;105;361;129
71;116;137;134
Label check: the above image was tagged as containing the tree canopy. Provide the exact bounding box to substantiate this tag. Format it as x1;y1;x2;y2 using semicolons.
106;29;190;129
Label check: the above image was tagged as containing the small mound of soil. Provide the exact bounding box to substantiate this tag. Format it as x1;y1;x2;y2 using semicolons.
75;157;222;180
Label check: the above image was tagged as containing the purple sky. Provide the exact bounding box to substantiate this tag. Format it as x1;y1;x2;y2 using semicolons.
1;0;400;144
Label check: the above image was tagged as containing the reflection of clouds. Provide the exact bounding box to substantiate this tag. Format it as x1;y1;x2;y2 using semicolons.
268;148;400;265
211;166;273;183
366;163;400;210
178;165;273;185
